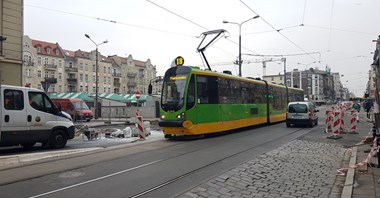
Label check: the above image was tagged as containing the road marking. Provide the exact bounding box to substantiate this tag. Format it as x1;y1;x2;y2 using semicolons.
29;159;163;198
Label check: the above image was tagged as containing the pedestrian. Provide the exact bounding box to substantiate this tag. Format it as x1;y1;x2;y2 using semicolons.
365;100;373;119
353;102;361;112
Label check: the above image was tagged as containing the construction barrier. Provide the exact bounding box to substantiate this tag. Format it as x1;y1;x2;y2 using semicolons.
325;109;333;133
136;109;145;140
349;110;359;134
327;109;343;139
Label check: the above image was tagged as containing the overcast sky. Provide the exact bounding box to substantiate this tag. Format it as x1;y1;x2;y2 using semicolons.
24;0;380;96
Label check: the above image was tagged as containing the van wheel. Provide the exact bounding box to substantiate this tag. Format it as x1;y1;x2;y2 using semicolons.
50;130;68;149
21;142;36;149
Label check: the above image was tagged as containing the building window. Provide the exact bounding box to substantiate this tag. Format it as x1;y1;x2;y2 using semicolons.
44;58;48;65
37;46;41;53
80;86;83;92
37;56;42;64
103;66;106;72
24;41;30;48
55;49;59;56
58;60;62;68
93;64;96;71
85;74;88;82
93;75;95;83
85;63;88;71
37;70;42;78
26;69;32;77
79;63;83;70
46;48;51;54
58;73;62;80
59;85;62;92
80;74;83;82
51;59;55;65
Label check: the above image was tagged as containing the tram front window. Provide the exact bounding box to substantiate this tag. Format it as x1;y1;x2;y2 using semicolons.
161;74;188;112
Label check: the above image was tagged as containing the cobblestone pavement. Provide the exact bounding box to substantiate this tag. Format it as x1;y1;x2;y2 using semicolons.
178;139;346;198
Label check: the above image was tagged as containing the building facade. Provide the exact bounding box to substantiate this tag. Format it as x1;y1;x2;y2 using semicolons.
0;0;23;85
22;36;158;95
265;67;344;102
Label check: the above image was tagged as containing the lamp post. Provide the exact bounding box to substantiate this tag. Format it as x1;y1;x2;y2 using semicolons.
223;16;259;77
85;34;108;119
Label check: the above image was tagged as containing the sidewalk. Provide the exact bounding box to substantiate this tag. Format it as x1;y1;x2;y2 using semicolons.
352;120;380;198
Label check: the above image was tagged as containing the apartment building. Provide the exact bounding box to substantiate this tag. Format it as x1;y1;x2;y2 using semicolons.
23;35;66;92
0;0;23;85
22;36;158;95
265;67;342;102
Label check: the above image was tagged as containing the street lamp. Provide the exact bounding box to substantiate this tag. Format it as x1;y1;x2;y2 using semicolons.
84;34;108;119
223;16;259;77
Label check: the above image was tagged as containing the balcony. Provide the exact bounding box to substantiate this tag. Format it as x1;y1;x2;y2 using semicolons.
24;61;34;66
127;82;137;87
44;64;57;70
67;78;78;85
127;72;137;77
114;82;121;87
65;67;78;72
112;72;122;77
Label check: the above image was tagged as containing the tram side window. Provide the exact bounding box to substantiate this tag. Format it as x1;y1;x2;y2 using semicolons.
218;77;228;104
272;87;286;110
197;75;218;104
229;80;241;104
241;82;248;104
251;83;265;104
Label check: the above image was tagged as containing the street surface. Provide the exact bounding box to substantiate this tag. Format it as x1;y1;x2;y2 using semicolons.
0;106;369;198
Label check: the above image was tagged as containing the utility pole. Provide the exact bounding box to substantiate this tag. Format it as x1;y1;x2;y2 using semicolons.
373;35;380;131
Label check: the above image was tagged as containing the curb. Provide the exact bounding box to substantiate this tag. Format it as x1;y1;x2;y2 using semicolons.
0;148;102;167
341;146;357;198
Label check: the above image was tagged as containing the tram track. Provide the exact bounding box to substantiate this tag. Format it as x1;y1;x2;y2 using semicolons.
1;125;311;198
129;127;309;198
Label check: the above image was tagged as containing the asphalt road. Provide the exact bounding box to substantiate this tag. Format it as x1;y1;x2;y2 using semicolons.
0;118;319;198
1;105;361;198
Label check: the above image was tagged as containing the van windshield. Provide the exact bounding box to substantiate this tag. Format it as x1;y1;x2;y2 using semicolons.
74;102;90;110
288;104;308;113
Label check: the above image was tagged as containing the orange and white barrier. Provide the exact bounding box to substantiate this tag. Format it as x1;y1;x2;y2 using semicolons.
136;109;145;140
325;109;333;133
332;111;341;135
350;110;358;133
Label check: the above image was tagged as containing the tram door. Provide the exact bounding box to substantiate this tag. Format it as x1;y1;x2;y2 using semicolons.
195;75;220;131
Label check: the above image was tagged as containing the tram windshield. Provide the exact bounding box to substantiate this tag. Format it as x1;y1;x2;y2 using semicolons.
161;67;190;112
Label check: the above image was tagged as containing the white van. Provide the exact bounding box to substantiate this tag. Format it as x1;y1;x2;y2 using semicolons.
1;85;75;148
286;101;319;127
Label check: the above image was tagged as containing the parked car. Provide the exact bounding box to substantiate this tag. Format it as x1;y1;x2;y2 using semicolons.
286;101;319;127
51;98;93;122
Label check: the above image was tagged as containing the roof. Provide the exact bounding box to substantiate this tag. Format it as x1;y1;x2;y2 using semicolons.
49;92;94;102
31;39;64;58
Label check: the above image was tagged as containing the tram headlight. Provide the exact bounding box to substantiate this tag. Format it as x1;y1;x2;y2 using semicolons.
160;115;165;119
176;112;185;119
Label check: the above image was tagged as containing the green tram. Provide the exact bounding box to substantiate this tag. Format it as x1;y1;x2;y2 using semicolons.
158;65;304;138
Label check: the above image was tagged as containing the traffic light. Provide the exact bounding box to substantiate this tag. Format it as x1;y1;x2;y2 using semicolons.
148;83;153;95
